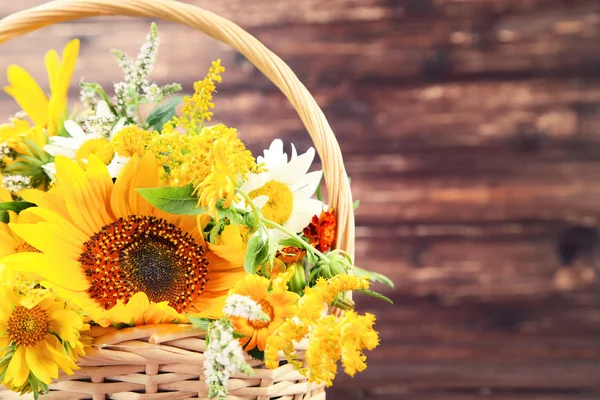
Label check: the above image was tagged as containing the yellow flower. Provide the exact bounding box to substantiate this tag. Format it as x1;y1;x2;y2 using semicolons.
0;191;42;257
97;292;187;328
303;311;379;386
74;137;114;168
111;126;151;158
196;138;238;215
149;123;257;193
4;39;79;136
1;153;246;326
228;274;299;351
179;59;225;129
264;275;377;386
0;268;88;395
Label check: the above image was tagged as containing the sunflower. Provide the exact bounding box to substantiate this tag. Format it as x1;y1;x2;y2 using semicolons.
4;39;79;136
1;152;245;325
240;139;324;238
228;274;299;351
0;268;87;395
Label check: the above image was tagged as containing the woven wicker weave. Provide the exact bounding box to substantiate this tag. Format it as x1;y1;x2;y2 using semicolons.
0;1;355;398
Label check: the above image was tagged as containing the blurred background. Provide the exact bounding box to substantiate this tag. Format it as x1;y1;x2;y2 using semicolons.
2;0;600;399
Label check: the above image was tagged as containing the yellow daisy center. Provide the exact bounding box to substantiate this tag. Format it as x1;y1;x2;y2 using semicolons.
79;215;209;312
75;138;115;167
249;181;293;225
7;305;49;347
248;299;274;329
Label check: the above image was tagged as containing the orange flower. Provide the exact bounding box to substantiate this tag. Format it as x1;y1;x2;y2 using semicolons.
303;210;336;252
228;275;299;351
276;246;306;265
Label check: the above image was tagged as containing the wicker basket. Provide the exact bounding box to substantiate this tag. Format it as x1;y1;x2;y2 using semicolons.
0;1;355;399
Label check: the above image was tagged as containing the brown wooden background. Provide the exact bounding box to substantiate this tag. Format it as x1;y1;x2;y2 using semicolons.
2;0;600;399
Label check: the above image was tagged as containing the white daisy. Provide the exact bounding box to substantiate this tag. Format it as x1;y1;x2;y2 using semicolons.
240;139;324;237
43;101;127;180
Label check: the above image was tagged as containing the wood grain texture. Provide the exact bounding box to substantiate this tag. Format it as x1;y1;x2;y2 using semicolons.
1;0;600;399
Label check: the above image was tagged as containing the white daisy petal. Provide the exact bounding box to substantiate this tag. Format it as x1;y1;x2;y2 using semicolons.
42;163;57;181
241;140;325;240
63;120;86;140
285;147;315;176
291;170;322;199
96;101;112;118
43;145;77;158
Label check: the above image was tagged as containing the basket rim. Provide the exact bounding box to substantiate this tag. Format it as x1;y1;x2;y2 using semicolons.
0;0;356;258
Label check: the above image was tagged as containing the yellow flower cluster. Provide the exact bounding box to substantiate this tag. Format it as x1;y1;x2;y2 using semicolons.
0;266;90;396
264;275;378;386
178;59;225;130
149;124;256;190
111;126;151;158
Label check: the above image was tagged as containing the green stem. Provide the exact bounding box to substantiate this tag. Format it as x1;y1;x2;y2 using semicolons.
260;217;327;260
135;101;144;125
237;190;261;233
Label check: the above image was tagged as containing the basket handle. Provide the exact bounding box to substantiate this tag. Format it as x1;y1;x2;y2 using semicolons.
0;0;356;258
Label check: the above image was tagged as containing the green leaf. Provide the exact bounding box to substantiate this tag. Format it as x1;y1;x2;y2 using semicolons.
244;234;269;274
0;211;9;223
188;316;213;331
146;95;183;132
247;347;265;361
136;185;207;215
353;200;360;210
354;266;395;288
356;289;393;305
232;331;247;339
315;176;323;202
0;201;36;214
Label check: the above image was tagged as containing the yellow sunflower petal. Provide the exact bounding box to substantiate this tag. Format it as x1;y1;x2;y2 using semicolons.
0;230;17;257
2;252;89;292
5;346;29;387
23;207;88;245
45;49;60;97
0;187;12;202
55;156;112;235
110;154;139;219
46;39;80;136
4;65;49;127
43;336;78;375
49;309;83;346
10;222;82;259
25;343;58;384
130;151;159;216
85;154;115;217
20;189;70;223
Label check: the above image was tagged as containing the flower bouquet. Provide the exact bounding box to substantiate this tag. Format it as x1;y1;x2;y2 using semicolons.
0;2;392;399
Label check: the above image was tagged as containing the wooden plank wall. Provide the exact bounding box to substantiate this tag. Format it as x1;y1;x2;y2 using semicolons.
2;0;600;398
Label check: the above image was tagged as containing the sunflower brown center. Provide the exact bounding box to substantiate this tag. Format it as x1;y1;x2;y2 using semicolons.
7;305;49;347
248;299;275;329
79;215;209;312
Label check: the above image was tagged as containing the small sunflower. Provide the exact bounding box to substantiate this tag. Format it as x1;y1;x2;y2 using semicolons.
240;139;324;237
2;152;246;325
228;274;299;351
0;268;88;396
